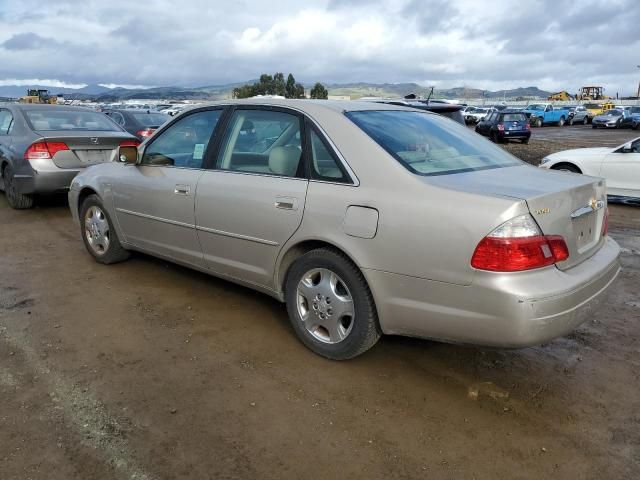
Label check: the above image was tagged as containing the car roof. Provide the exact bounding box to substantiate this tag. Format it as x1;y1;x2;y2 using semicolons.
187;99;430;116
11;104;97;112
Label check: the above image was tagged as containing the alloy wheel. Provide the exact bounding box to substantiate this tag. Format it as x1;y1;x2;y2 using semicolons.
84;205;110;255
296;268;354;344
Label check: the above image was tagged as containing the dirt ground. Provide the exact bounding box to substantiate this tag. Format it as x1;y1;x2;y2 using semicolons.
1;128;639;479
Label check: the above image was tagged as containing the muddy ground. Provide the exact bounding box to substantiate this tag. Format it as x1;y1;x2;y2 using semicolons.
1;127;639;479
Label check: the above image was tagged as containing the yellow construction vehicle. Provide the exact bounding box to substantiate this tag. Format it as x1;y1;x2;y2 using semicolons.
584;101;616;117
576;86;609;101
19;89;57;104
548;91;573;101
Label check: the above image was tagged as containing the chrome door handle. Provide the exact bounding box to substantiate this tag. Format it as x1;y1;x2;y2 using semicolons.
174;184;190;195
275;196;298;210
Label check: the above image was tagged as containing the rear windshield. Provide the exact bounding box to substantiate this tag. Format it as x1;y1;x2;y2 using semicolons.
25;110;121;132
346;110;521;176
501;114;526;121
132;112;169;127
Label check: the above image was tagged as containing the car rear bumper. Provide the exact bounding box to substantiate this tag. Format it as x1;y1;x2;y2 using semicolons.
364;236;620;347
14;169;81;194
498;130;530;140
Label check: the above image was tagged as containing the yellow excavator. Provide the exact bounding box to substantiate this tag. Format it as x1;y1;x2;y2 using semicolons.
19;89;57;104
576;86;609;101
547;91;573;101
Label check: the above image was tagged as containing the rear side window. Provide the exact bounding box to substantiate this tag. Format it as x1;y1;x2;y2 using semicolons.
216;109;303;177
0;110;13;134
346;110;521;176
25;109;121;132
309;128;349;182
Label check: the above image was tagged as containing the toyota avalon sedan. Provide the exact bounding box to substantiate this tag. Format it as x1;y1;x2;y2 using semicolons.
68;100;620;359
0;104;139;209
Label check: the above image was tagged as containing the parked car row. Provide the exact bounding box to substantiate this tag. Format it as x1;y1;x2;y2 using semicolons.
0;100;622;360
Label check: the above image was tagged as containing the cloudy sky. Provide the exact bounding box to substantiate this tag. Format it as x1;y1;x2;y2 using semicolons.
0;0;638;94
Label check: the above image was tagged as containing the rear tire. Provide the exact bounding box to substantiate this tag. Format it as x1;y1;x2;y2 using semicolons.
489;132;498;143
536;118;543;128
285;248;381;360
522;138;530;144
568;117;574;126
558;116;565;127
3;164;34;209
79;194;130;264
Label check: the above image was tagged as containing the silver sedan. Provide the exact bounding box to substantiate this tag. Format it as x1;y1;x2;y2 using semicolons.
68;100;620;359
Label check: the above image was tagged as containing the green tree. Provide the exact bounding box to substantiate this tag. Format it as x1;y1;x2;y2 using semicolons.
273;72;286;97
232;84;256;99
285;73;296;98
310;82;328;99
256;74;274;95
293;83;306;99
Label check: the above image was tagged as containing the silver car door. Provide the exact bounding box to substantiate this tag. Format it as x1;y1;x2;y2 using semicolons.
113;109;223;265
195;107;308;289
600;139;640;198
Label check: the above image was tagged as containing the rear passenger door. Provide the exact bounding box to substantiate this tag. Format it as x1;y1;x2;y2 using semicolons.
195;107;308;289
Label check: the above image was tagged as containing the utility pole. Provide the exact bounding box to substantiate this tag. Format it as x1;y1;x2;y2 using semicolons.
637;65;640;102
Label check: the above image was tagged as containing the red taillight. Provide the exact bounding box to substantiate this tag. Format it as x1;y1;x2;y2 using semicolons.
497;123;504;131
24;140;69;160
471;235;569;272
602;207;609;236
119;139;141;147
136;129;155;138
525;123;531;130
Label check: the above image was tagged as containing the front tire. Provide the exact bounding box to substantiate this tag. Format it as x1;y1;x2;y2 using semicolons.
551;163;581;174
79;194;130;264
3;164;34;209
583;116;589;125
285;248;381;360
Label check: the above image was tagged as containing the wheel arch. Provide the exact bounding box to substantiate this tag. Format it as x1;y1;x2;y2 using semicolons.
276;239;364;299
78;186;99;210
550;162;582;174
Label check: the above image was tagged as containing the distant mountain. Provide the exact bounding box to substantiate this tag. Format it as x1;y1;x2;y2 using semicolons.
0;81;552;101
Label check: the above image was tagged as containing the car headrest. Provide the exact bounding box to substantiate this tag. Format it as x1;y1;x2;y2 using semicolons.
269;146;301;177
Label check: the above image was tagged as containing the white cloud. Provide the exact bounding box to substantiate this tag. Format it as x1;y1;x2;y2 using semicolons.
0;78;87;88
98;83;155;90
0;0;638;95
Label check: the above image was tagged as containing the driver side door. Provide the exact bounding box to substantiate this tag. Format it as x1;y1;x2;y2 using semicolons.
112;108;224;265
600;139;640;198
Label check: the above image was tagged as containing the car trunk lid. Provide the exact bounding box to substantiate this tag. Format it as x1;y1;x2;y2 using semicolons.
33;131;136;169
426;165;607;270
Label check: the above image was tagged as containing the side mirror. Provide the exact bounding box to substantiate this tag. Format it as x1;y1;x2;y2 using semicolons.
621;142;632;153
118;146;138;164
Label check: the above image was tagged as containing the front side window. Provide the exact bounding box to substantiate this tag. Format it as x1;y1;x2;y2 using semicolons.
346;110;521;176
216;109;303;177
0;110;13;134
25;109;121;132
141;109;222;168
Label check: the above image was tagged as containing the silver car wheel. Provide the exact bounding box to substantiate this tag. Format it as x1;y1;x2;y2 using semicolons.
84;205;110;255
296;268;354;344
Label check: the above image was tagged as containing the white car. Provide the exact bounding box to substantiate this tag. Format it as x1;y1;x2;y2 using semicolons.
539;137;640;199
465;108;494;124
